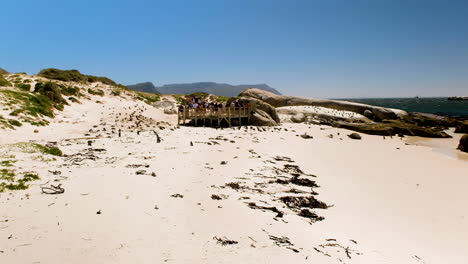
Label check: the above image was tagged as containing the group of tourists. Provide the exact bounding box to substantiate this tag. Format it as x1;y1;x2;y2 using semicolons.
179;97;250;112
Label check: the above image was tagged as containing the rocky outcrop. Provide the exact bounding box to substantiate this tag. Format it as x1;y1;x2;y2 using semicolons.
455;122;468;133
250;109;278;126
277;107;369;124
228;96;280;123
458;135;468;152
332;120;451;138
240;88;406;121
404;112;463;128
227;96;280;126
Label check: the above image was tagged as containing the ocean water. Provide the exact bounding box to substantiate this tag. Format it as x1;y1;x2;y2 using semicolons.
337;97;468;117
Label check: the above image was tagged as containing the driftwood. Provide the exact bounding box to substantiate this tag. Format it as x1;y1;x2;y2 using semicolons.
41;184;65;195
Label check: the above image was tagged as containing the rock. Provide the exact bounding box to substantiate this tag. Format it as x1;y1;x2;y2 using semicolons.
163;108;177;115
300;133;313;139
458;134;468;152
455;123;468;133
405;112;461;128
250;109;278;126
291;113;306;123
348;133;362;140
333;120;451;138
239;88;406;120
227;96;280;123
153;100;176;108
363;110;375;119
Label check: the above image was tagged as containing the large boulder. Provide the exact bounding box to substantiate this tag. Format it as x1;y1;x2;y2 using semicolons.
153;100;176;109
458;135;468;152
291;113;306;123
163;108;177;115
250;109;278;126
228;96;280;123
239;88;406;121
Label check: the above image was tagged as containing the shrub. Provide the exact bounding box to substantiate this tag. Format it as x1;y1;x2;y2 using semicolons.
88;88;104;96
111;89;121;96
38;68;120;86
38;68;88;82
61;86;80;96
1;90;55;118
0;74;11;87
34;82;68;108
17;83;31;91
8;119;22;127
87;75;117;86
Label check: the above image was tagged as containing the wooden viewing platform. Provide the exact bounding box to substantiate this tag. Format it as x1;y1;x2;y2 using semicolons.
177;106;255;127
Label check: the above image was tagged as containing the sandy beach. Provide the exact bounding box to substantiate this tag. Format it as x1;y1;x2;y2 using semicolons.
1;93;467;264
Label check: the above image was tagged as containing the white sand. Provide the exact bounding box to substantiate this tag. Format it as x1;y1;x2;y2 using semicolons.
1;95;468;264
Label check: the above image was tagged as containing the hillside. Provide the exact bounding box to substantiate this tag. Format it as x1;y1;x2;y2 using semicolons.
127;82;161;94
127;81;281;97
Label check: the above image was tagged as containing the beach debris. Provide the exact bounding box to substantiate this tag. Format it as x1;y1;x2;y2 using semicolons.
298;209;324;222
290;176;318;188
135;170;146;175
213;236;238;246
126;164;150;168
269;235;293;247
280;196;328;210
300;133;313;139
171;193;184;198
96;210;102;215
41;184;65;195
348;133;362;140
247;202;283;218
273;156;294;162
220;161;227;165
211;194;227;200
225;182;243;190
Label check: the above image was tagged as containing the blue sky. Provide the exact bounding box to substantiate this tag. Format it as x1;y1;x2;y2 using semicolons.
1;0;468;98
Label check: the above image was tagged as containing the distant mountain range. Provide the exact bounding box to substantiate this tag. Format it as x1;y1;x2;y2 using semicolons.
126;82;281;97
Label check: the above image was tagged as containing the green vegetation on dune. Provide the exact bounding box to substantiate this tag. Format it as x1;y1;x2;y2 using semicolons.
88;88;105;96
0;74;11;87
8;119;22;127
2;89;55;118
3;142;63;156
0;169;40;192
38;68;120;86
135;91;160;104
38;68;88;83
34;82;68;107
16;83;31;91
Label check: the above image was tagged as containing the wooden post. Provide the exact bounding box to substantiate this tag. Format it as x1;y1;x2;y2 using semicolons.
228;107;231;127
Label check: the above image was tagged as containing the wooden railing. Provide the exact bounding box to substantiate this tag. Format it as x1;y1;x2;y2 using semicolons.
177;106;255;126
